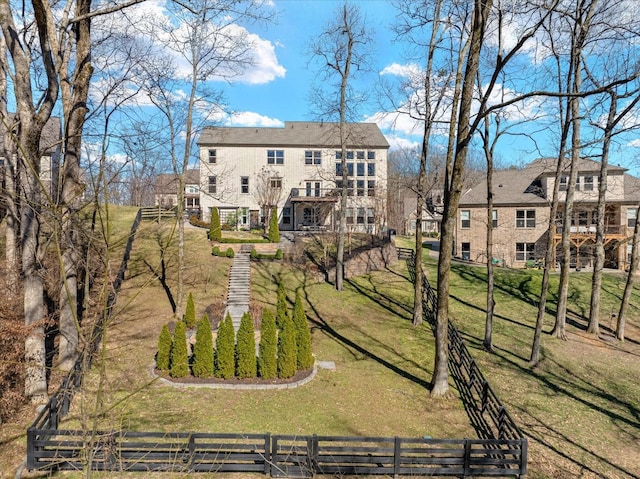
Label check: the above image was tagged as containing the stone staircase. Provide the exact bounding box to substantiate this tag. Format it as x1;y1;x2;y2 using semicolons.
224;247;251;331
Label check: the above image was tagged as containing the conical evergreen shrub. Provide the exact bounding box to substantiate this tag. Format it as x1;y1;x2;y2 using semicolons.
276;282;288;329
258;309;277;379
277;314;297;379
215;312;235;379
156;323;172;371
235;312;257;378
268;206;280;243
293;289;314;370
170;320;189;378
192;316;214;377
184;292;196;329
210;207;221;241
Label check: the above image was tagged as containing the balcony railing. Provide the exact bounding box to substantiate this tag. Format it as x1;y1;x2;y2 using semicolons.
554;224;628;236
289;187;375;200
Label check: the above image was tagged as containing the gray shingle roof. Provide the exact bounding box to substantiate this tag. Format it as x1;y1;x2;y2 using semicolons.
460;158;638;206
197;121;389;149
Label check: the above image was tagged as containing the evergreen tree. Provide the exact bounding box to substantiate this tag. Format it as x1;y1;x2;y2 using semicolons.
170;320;189;378
293;289;314;370
215;312;235;379
268;206;280;243
235;312;257;378
258;309;277;379
192;316;214;377
210;207;221;241
276;282;288;329
156;323;172;371
277;314;297;379
184;292;196;329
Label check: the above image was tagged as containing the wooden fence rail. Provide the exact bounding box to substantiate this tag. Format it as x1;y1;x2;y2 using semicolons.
27;430;526;477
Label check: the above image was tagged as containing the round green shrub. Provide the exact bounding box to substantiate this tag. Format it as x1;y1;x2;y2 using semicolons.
209;207;221;241
184;292;196;329
235;312;257;378
277;314;297;379
275;248;283;260
156;323;172;371
250;248;257;258
293;289;314;370
170;321;189;378
258;309;277;379
215;312;235;379
192;316;214;377
226;247;235;258
212;245;220;256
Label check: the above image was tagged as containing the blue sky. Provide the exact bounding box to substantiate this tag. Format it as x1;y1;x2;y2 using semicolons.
98;0;640;175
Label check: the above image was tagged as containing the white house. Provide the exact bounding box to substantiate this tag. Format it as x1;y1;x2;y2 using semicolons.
197;121;389;233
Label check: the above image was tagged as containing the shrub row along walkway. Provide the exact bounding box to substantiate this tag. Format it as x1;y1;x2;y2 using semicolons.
224;246;251;331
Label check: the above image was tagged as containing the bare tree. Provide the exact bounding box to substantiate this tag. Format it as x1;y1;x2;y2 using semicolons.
617;205;640;341
308;1;373;292
253;166;283;233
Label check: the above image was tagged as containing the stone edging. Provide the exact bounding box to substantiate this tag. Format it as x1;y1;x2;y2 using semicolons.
150;363;317;390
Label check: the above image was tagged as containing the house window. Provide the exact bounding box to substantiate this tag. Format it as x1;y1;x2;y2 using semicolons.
367;180;376;196
305;150;321;165
516;242;535;261
270;177;282;189
357;163;365;176
347;180;354;196
461;210;471;228
575;176;581;191
208;149;216;163
559;176;568;191
336;162;343;175
367;151;376;160
584;176;594;191
357;207;365;224
516;209;536;228
367;207;374;224
627;244;633;264
282;206;291;225
208;175;217;194
346;151;354;160
461;242;471;261
267;150;284;165
492;209;498;228
346;163;354;176
357;180;365;196
346;207;354;224
305;181;321;197
628;208;637;228
357;150;365;160
186;185;199;194
241;176;249;194
367;162;375;176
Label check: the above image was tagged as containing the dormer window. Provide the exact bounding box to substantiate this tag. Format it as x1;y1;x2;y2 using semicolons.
559;176;568;191
583;176;594;191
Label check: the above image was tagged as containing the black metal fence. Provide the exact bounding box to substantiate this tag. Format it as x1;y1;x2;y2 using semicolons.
26;239;527;477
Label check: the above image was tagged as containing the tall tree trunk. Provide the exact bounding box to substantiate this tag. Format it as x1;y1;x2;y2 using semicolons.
483;118;495;352
616;205;640;341
587;92;616;335
433;0;492;397
58;0;93;371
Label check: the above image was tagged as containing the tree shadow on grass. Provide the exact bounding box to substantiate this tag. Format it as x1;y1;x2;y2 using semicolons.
489;346;640;479
299;284;431;391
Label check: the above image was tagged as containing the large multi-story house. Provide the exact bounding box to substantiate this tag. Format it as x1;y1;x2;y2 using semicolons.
0;115;62;219
197;122;389;233
456;158;640;270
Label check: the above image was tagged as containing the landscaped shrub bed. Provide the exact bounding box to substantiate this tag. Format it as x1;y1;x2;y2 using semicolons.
155;287;314;382
250;248;283;260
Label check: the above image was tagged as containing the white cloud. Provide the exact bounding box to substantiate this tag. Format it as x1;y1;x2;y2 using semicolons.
380;63;422;78
227;111;284;127
629;139;640;148
385;134;421;151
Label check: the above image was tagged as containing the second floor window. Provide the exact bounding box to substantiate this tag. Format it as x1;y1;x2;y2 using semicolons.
241;176;249;194
628;208;637;228
208;176;217;194
492;209;498;228
305;150;322;165
208;149;216;163
516;209;536;228
267;150;284;165
559;175;568;191
270;177;282;189
583;176;594;191
461;210;470;228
